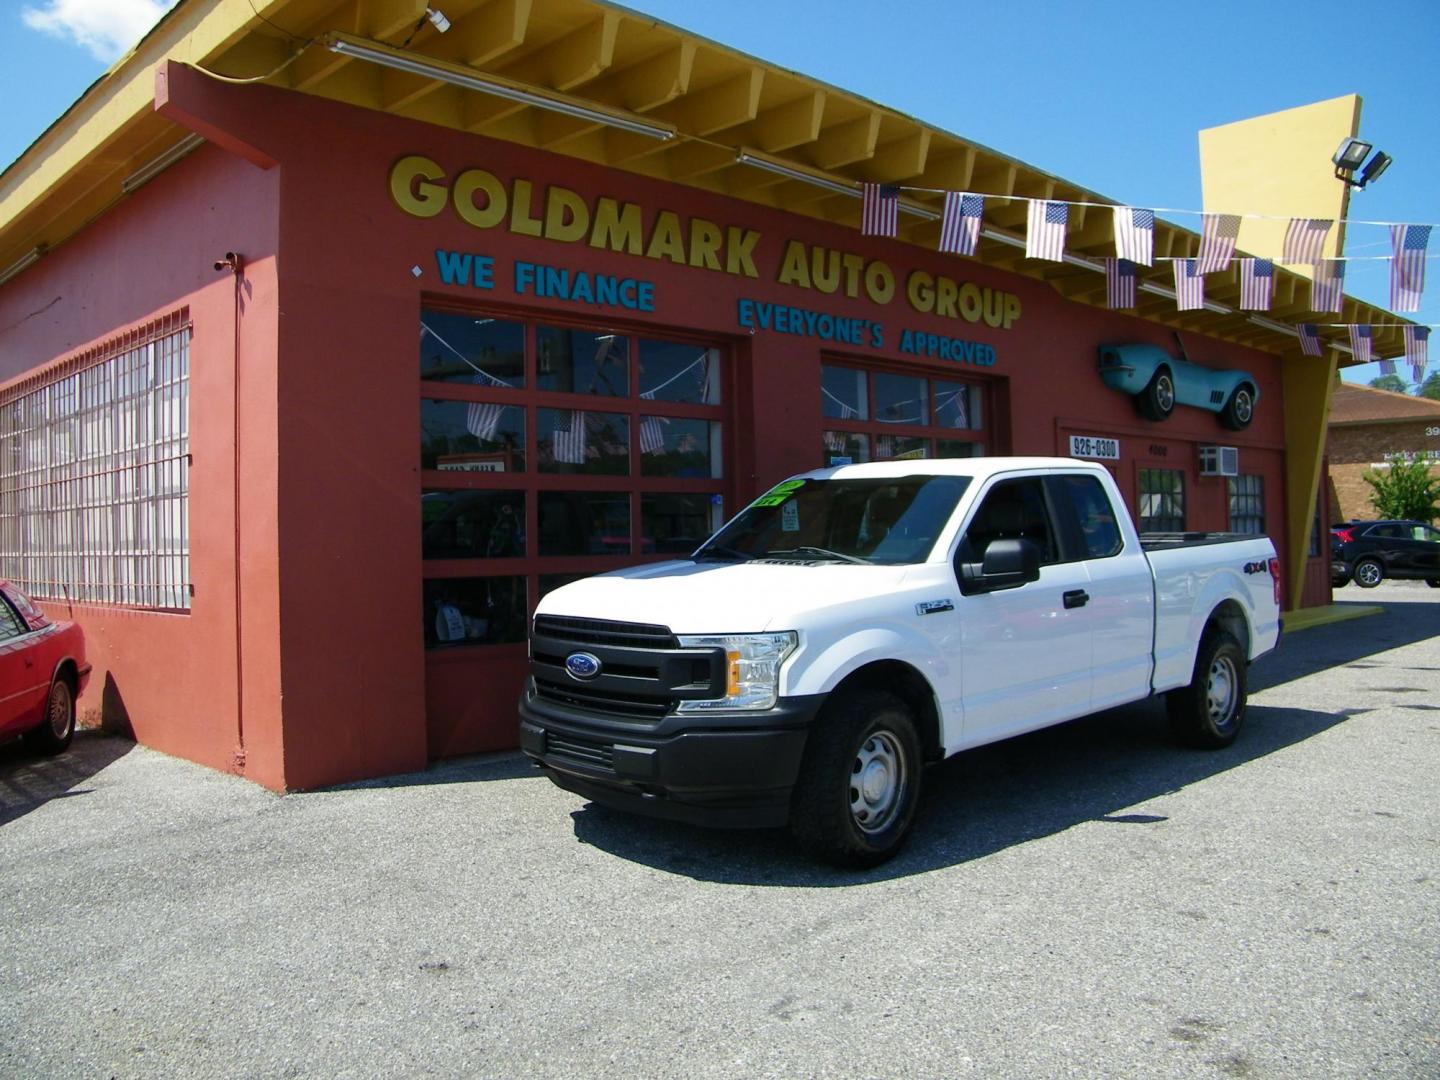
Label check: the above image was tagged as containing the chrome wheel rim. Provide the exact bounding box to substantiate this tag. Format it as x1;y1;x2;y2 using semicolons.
1206;654;1238;730
48;681;72;740
850;731;906;835
1233;391;1253;423
1156;375;1175;412
1356;562;1382;586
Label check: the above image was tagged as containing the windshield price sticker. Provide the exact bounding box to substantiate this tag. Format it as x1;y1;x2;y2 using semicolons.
1069;434;1120;460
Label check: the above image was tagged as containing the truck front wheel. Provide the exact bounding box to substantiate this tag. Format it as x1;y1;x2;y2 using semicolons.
1166;631;1247;749
789;690;923;868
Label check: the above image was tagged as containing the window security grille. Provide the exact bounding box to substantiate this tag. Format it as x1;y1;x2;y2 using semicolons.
0;312;191;610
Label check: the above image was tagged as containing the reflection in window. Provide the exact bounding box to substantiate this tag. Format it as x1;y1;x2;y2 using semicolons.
823;431;869;465
538;409;629;474
874;373;928;426
936;440;981;458
538;491;631;556
420;400;525;472
642;493;719;554
423;576;527;648
421;490;525;559
536;327;629;395
821;365;868;420
933;381;982;430
1228;475;1264;535
1139;468;1185;533
540;573;588;599
640;418;721;478
420;312;525;387
873;434;927;461
639;340;720;403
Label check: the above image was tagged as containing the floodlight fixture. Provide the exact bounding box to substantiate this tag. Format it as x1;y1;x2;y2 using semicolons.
1358;151;1392;187
1333;136;1392;189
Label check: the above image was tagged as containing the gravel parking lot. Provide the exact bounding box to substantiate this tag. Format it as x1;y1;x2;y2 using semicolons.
3;582;1437;1078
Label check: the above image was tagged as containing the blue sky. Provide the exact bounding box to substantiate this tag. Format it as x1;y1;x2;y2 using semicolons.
4;0;1437;383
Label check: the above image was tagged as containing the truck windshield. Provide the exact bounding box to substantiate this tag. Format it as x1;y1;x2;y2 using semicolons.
695;475;971;565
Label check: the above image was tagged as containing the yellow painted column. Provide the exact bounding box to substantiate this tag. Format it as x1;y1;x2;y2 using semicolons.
1282;349;1338;609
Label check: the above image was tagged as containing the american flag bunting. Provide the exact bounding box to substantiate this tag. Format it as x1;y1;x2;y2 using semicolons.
639;415;666;455
861;183;899;238
1296;324;1322;357
1113;207;1155;266
1172;259;1204;311
1239;259;1273;311
939;192;985;256
1312;259;1345;313
1378;359;1396;376
1196;213;1242;274
552;410;587;464
1105;258;1137;309
1282;218;1332;265
1404;325;1430;368
1347;324;1373;365
1026;199;1068;262
1413;364;1426;384
1390;224;1431;312
464;370;507;440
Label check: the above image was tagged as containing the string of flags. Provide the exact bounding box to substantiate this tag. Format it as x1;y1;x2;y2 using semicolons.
858;184;1434;320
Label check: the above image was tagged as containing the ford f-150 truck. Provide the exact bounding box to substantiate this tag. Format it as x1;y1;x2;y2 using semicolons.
519;457;1282;867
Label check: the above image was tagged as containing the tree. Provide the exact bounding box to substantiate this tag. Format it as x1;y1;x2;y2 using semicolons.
1420;370;1440;401
1363;456;1440;523
1368;373;1408;394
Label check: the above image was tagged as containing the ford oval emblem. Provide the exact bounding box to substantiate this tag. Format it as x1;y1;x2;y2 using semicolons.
565;651;602;680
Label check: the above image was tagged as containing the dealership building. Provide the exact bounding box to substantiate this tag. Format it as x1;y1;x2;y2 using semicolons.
0;0;1412;789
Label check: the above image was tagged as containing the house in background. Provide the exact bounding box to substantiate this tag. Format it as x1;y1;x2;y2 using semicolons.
1327;382;1440;522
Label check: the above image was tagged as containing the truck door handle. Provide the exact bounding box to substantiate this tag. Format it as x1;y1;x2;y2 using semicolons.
1062;589;1089;609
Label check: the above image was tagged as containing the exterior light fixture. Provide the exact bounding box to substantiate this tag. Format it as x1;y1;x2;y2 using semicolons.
0;246;44;287
425;7;451;33
120;133;205;194
1333;136;1392;189
733;151;942;221
325;33;676;141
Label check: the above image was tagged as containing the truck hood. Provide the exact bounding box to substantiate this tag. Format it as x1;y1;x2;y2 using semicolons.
535;559;916;634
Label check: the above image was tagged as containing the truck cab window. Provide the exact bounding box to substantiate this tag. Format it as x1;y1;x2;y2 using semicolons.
1058;474;1123;559
962;478;1058;564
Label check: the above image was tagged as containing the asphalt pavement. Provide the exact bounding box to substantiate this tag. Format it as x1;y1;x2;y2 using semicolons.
2;581;1437;1078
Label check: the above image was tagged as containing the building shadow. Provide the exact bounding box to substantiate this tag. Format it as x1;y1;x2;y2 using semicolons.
325;748;541;791
566;700;1348;886
0;730;134;827
1253;595;1440;693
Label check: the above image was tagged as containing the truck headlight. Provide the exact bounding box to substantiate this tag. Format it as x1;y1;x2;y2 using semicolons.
675;632;797;712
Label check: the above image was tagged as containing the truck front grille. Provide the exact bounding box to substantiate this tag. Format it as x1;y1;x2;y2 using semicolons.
546;732;615;772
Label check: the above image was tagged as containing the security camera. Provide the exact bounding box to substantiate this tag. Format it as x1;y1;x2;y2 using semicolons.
213;251;241;272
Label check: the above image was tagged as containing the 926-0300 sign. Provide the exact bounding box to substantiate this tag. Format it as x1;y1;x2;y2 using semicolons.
1069;434;1120;460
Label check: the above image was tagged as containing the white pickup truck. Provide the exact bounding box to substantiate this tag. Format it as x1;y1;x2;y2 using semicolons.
519;457;1282;867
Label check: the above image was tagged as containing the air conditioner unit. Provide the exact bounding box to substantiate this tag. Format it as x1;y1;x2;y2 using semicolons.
1198;445;1239;477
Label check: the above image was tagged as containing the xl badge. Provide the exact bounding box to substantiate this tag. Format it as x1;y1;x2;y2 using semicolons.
565;651;602;680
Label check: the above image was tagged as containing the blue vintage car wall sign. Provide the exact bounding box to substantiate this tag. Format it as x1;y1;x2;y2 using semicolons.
1098;344;1258;430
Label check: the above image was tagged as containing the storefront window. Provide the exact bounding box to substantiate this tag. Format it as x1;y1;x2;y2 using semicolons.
642;493;721;554
422;576;527;648
823;431;869;465
639;340;721;403
538;492;631;556
820;364;985;464
822;366;868;420
933;381;981;431
1228;475;1265;535
536;327;629;395
874;373;929;426
639;417;721;477
538;408;629;474
420;312;525;387
420;400;525;472
1139;468;1185;532
421;490;525;560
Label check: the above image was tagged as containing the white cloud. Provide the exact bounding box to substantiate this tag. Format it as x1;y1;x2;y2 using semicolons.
21;0;176;64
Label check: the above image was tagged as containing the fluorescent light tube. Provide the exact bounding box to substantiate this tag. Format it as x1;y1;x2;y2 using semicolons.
734;151;941;221
0;247;44;286
120;133;205;194
326;34;675;141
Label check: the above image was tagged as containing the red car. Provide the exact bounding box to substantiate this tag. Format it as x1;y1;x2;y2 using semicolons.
0;581;90;754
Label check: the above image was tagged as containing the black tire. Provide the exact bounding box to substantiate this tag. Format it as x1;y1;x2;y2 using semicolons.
1136;368;1175;422
1219;385;1255;430
1426;579;1439;588
1166;631;1247;749
23;676;76;756
789;689;923;869
1353;559;1384;589
1331;576;1350;589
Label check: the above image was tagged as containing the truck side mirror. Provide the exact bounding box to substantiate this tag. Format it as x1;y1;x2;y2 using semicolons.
959;537;1042;594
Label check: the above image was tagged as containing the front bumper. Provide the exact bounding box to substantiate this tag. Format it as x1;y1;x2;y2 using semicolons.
518;683;825;828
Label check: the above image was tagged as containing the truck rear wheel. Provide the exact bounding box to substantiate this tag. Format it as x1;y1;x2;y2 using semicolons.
1166;631;1247;749
789;689;922;868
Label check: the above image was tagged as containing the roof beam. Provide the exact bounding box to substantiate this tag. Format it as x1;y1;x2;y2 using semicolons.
585;40;696;112
498;11;621;91
751;90;825;153
867;129;931;182
654;67;764;136
810;111;880;169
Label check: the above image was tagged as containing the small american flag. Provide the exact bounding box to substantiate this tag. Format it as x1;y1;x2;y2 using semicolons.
1172;259;1204;311
1311;259;1345;313
944;388;970;429
639;415;666;455
552;410;587;464
939;192;984;256
1282;218;1332;265
1105;258;1137;309
1413;364;1426;384
1348;324;1373;365
861;183;899;238
464;371;507;440
1239;259;1273;311
874;435;895;460
1113;207;1154;266
1404;325;1430;368
1378;359;1396;376
1390;224;1431;312
1296;324;1323;357
1195;213;1242;274
1026;199;1068;261
824;430;848;454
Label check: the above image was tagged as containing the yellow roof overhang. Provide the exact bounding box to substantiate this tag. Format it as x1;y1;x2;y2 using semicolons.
0;0;1415;361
